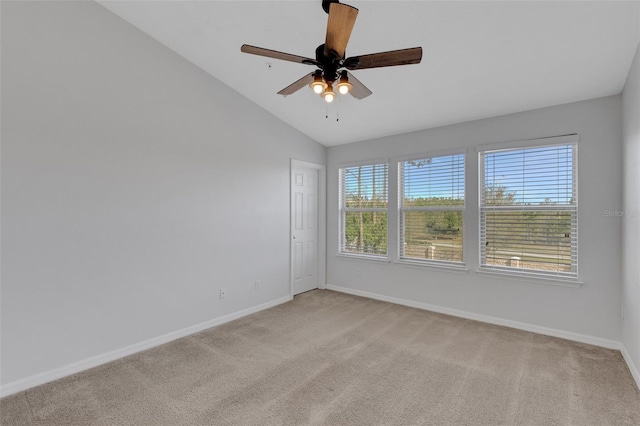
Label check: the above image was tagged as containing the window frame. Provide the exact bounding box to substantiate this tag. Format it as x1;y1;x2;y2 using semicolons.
477;134;579;281
338;160;390;259
397;151;466;267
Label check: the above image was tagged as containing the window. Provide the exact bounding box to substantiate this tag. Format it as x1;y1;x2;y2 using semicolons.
399;153;465;264
339;163;388;256
479;139;577;278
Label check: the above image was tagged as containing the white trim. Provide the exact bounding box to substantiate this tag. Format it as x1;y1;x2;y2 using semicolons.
325;284;619;349
477;133;579;153
476;269;583;288
396;147;467;164
336;157;390;168
478;139;579;280
0;296;291;398
398;152;466;266
290;159;323;170
620;344;640;391
4;289;637;398
394;259;469;273
335;253;390;263
338;161;389;259
290;159;327;294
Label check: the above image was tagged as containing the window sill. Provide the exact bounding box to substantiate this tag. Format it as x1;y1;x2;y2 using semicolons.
395;259;469;273
476;268;583;288
335;253;391;264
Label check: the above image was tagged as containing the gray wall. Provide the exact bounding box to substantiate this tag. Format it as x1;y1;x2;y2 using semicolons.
2;0;636;396
327;95;623;343
1;1;325;389
622;42;640;383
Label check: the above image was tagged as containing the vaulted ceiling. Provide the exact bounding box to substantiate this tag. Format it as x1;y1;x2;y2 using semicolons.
99;1;640;146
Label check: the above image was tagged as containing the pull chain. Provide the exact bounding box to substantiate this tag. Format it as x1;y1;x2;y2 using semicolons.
322;99;342;122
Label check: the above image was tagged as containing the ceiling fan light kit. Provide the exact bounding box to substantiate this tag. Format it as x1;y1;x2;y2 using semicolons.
241;0;422;103
310;70;328;94
322;85;336;103
336;70;352;95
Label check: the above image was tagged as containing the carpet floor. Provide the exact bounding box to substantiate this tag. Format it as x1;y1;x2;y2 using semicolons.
1;289;639;425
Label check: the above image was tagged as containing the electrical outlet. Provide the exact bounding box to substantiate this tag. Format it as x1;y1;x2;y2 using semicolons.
255;280;261;290
220;288;227;299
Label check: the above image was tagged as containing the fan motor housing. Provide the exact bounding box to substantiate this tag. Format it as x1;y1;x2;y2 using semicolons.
322;0;340;14
315;44;340;82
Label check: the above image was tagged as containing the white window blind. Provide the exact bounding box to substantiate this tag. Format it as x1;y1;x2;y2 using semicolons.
339;163;388;256
479;141;577;278
399;153;465;264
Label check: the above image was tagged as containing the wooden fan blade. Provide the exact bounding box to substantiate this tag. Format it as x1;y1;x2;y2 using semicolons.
241;45;318;66
346;72;372;99
324;3;358;60
277;73;315;96
346;47;422;70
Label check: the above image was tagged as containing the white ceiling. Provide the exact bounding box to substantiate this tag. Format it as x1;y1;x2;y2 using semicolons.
99;1;640;146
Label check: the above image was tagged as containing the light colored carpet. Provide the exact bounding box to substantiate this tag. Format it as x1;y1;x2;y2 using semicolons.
1;289;639;425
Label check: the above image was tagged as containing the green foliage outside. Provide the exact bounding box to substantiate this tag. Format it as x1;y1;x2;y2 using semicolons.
402;198;464;261
344;211;387;255
342;164;388;255
404;197;464;236
342;183;574;271
482;186;574;271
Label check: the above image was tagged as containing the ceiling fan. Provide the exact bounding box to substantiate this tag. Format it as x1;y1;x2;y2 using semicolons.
240;0;422;102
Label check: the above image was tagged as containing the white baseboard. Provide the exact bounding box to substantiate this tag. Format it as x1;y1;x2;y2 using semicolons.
4;288;637;398
0;295;292;398
325;285;640;390
620;344;640;391
325;284;621;350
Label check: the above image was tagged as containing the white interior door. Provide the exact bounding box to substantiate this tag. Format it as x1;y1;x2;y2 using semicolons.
291;165;319;295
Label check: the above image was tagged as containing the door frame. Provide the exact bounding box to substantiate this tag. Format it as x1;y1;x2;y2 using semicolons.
290;159;326;299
